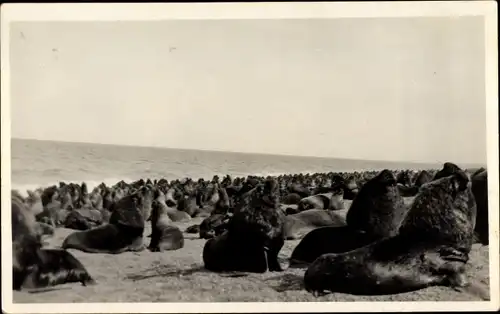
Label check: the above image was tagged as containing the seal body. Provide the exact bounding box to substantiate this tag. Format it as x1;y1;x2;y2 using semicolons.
289;225;374;268
346;169;407;239
298;191;344;212
199;213;231;239
20;249;96;289
62;224;145;254
203;179;286;273
471;169;488;245
304;236;468;296
148;200;184;252
304;167;475;296
12;194;94;290
284;209;346;240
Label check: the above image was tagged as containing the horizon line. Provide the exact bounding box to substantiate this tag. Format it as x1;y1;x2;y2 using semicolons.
11;136;486;168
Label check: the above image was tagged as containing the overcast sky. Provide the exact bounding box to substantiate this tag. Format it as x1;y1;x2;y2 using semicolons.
10;17;486;164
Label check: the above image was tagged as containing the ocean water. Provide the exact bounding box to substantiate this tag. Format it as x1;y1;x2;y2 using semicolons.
10;138;464;194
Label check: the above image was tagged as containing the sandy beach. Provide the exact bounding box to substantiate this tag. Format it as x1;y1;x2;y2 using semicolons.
13;204;490;303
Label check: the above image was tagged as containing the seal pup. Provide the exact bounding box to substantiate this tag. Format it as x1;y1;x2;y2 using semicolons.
304;168;476;296
346;169;407;239
203;179;286;273
148;200;184;252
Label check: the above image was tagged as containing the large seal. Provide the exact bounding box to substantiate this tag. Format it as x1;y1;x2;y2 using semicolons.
284;209;346;240
12;194;43;290
20;249;96;289
304;167;476;296
148;200;184;252
11;195;95;290
346;169;407;239
62;189;147;254
203;179;286;273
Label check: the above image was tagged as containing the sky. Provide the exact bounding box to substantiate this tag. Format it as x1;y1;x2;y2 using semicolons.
9;17;487;164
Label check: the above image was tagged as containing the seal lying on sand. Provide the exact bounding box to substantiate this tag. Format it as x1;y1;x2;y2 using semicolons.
284;209;346;240
203;179;286;273
304;166;476;296
297;188;345;212
20;249;96;289
12;195;95;290
62;190;147;254
148;200;184;252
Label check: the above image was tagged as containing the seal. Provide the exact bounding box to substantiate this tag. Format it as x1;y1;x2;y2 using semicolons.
12;194;95;290
20;249;96;289
304;168;475;296
148;200;184;252
288;225;374;268
185;224;200;234
154;189;191;222
471;169;488;245
413;170;432;188
346;169;407;239
62;189;147;254
281;193;302;205
64;209;103;230
62;223;145;254
203;179;286;273
199;213;232;239
297;187;345;212
12;194;43;290
284;209;347;240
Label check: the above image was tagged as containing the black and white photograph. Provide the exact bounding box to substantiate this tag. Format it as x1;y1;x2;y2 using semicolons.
1;2;498;312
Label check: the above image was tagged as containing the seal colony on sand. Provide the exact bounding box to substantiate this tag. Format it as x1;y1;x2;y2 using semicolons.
10;162;489;298
304;164;477;296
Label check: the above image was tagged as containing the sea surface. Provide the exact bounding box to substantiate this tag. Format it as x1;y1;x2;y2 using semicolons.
10;138;480;194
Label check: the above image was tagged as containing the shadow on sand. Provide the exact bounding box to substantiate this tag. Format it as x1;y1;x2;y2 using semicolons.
265;273;305;292
126;264;209;281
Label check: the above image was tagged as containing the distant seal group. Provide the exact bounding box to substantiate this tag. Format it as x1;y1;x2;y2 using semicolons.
10;162;489;298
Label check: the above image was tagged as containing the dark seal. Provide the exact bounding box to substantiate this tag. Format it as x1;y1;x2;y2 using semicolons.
62;190;147;254
346;169;408;239
304;166;476;296
203;179;286;273
11;194;95;290
471;169;488;245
